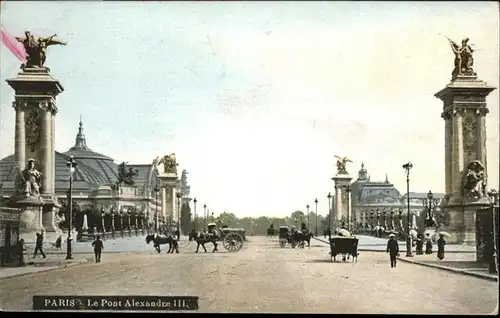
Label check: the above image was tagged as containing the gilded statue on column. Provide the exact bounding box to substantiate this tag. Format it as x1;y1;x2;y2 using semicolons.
157;153;178;174
447;37;476;78
334;155;352;174
15;31;66;70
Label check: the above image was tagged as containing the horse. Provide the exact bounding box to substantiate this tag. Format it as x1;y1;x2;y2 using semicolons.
267;227;277;239
292;231;314;248
188;232;218;253
145;234;179;254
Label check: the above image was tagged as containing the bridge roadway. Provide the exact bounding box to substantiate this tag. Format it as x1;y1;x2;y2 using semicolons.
0;236;497;313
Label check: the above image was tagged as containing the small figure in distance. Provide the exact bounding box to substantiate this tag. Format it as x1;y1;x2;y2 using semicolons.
92;235;104;263
386;233;400;268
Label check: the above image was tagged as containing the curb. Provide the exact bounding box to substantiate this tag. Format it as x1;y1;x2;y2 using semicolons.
311;238;476;253
396;257;498;282
0;258;91;280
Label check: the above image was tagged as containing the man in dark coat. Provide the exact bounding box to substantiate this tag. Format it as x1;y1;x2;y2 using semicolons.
55;235;62;251
33;230;46;259
386;233;399;268
425;234;433;254
91;235;104;263
437;234;446;260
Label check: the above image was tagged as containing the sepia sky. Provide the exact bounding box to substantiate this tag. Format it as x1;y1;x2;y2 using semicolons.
0;2;498;217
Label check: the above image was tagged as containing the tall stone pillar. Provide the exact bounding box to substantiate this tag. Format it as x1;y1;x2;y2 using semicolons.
435;74;496;248
332;173;352;231
158;175;177;228
7;67;64;243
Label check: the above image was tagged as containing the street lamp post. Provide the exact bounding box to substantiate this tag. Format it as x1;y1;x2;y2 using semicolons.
176;191;182;240
154;185;160;233
403;162;414;257
101;206;106;240
314;198;318;236
487;189;498;274
120;209;124;238
306;204;310;231
203;204;207;232
423;190;439;228
193;198;197;233
327;192;332;242
65;156;77;260
111;208;115;239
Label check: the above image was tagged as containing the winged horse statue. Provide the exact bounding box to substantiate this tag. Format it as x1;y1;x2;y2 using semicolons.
334;155;353;174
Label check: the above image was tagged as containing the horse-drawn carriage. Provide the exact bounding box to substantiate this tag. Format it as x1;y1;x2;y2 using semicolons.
279;226;297;248
188;223;245;253
329;236;359;262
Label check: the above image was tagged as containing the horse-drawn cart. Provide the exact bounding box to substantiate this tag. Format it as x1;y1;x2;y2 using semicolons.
329;236;359;262
208;223;244;252
279;226;291;248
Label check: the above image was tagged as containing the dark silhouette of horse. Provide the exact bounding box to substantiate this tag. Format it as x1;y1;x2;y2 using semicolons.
145;234;179;253
292;231;314;248
267;227;277;238
188;232;218;253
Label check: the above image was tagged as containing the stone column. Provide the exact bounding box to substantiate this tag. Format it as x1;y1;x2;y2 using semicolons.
40;103;52;194
443;113;452;194
14;102;26;172
435;75;496;246
334;186;342;227
51;111;56;191
161;186;167;219
451;110;464;196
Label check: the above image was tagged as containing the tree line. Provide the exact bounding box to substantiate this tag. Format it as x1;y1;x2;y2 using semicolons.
180;205;329;235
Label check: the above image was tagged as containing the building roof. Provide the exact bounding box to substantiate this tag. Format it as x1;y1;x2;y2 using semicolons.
63;118;114;161
350;163;401;205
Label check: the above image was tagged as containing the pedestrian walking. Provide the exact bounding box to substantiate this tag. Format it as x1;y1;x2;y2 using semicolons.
55;235;62;251
91;235;104;263
415;234;424;255
33;230;46;259
386;233;399;268
425;234;433;254
437;234;446;260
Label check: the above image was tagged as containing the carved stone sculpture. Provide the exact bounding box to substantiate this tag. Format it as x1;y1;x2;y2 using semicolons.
15;31;66;69
158;153;178;174
25;110;41;152
447;37;476;78
117;162;138;185
462;160;486;199
19;158;42;197
334;155;352;174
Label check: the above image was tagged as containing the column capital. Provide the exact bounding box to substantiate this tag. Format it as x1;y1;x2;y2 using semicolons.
12;98;57;114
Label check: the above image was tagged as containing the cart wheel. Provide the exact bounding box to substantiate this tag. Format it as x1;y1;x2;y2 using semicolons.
222;233;244;252
279;239;286;248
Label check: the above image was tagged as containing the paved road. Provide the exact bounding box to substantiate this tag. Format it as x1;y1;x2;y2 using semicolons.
0;237;497;313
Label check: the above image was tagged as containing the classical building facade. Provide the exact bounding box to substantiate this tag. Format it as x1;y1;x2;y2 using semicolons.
350;163;445;233
0;119;167;233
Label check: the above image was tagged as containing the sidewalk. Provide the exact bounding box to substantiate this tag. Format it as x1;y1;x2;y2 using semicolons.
397;253;498;282
0;252;92;280
312;236;477;253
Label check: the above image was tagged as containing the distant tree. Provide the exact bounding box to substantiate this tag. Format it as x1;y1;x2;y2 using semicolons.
218;211;237;227
291;210;305;226
180;202;192;234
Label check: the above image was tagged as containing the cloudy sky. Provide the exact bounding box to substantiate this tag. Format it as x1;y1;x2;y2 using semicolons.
0;2;498;217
